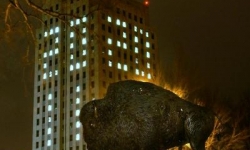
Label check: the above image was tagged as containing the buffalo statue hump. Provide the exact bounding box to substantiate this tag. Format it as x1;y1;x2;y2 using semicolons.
80;80;214;150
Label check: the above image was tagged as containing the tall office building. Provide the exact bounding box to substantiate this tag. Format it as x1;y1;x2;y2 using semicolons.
32;0;158;149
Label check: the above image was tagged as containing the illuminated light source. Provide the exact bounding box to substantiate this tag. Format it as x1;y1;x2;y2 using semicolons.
144;0;149;6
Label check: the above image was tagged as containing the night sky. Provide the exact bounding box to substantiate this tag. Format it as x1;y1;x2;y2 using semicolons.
1;0;250;149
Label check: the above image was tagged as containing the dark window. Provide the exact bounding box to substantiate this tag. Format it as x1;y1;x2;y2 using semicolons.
117;29;120;35
102;58;105;64
76;51;79;57
151;33;155;39
76;73;79;80
108;26;112;33
37;97;40;103
91;24;94;30
76;7;79;13
128;13;131;19
82;5;86;11
83;83;86;90
134;15;137;21
102;24;105;30
118;74;121;80
36;130;39;137
124;53;127;59
83;72;86;78
140;17;143;24
109;71;112;78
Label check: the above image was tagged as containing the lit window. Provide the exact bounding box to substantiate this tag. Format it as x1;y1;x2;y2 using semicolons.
76;63;80;69
83;50;86;55
43;52;47;58
49;71;52;77
135;58;139;64
108;38;112;45
44;32;48;37
76;98;80;104
49;50;53;56
49;29;53;35
123;32;126;38
55;48;59;54
48;117;51;122
146;52;150;58
43;73;47;79
135;47;139;53
134;36;138;43
123;43;127;49
82;38;87;45
47;140;51;146
107;16;112;22
43;63;47;69
55;37;59;43
70;43;74;49
108;49;112;56
117;40;121;47
76;86;80;92
147;73;151;79
76;121;81;128
70;20;74;27
117;63;121;69
146;32;149;37
47;128;51;134
70;54;74;60
48;94;52;100
124;64;128;71
135;69;139;75
147;62;150;68
116;19;120;25
55;27;59;33
140;29;143;34
83;61;86;67
55;70;58;75
76;109;80;116
141;71;145;76
134;26;137;32
48;105;52;111
108;60;112;67
146;42;150;48
70;65;74;71
82;27;86;33
122;22;126;28
76;19;80;25
70;32;74;38
82;16;87;22
76;134;80;141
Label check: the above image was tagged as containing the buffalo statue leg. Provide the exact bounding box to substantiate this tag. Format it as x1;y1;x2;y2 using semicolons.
184;111;214;150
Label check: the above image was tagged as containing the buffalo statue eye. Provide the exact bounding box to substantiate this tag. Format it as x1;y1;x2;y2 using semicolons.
89;120;96;128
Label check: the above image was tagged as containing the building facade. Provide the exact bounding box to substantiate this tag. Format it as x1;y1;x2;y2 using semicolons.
32;0;158;149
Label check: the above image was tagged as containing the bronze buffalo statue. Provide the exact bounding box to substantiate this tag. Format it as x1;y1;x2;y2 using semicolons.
80;80;214;150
